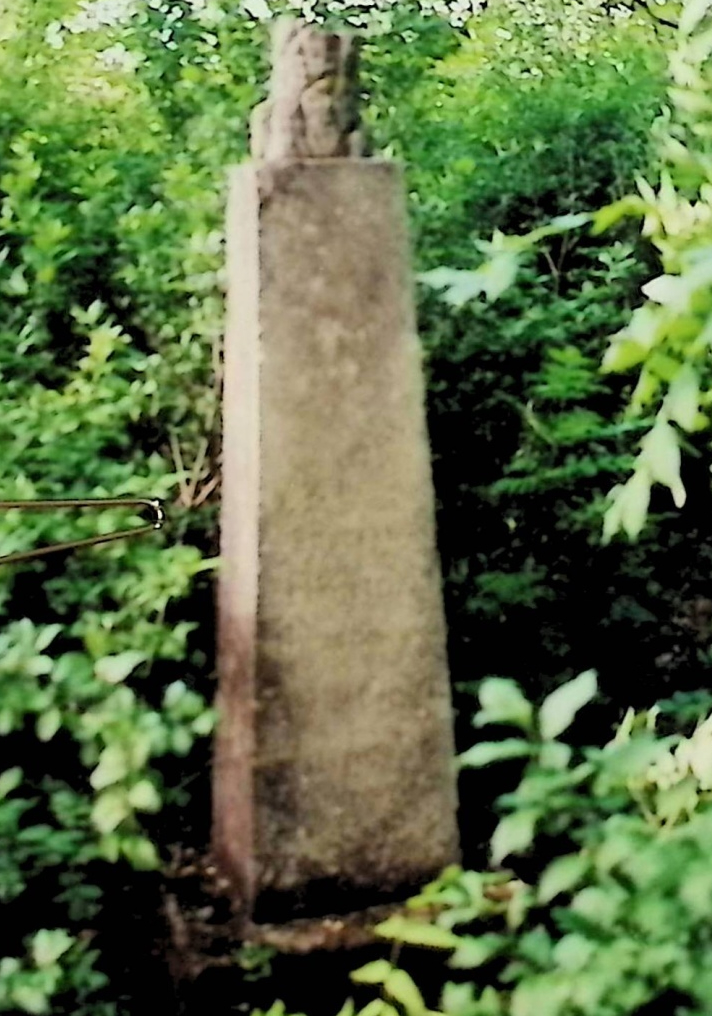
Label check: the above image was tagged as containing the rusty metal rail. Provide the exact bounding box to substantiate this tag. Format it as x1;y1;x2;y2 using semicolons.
0;498;166;564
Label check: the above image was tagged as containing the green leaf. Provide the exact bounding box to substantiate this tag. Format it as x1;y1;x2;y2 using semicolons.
655;775;699;823
357;1004;400;1016
538;742;572;770
603;470;651;542
511;976;570;1016
120;835;160;870
539;671;597;741
593;737;677;791
10;986;49;1015
552;934;595;972
91;789;130;834
384;969;427;1016
448;934;505;970
0;766;22;799
640;419;685;507
666;363;700;431
601;338;648;373
31;929;73;968
538;853;589;904
334;1002;356;1016
591;196;647;234
474;679;533;731
570;886;624;928
491;809;538;866
419;252;520;306
418;268;484;305
191;709;217;736
351;960;393;985
127;779;162;813
97;834;121;863
95;651;146;685
36;708;62;743
681;0;712;35
34;625;63;652
459;739;532;769
375;917;460;950
440;983;479;1016
90;745;129;790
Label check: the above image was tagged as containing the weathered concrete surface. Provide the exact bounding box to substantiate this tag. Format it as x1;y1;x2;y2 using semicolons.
213;159;459;921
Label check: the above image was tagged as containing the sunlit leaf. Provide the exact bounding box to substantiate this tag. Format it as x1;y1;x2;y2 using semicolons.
538;853;589;904
95;651;146;685
459;739;532;769
665;363;699;431
491;809;538;866
474;679;533;731
539;671;597;741
31;929;73;968
375;917;460;950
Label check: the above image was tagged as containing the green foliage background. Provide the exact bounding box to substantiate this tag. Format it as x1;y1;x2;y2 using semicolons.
3;0;711;1013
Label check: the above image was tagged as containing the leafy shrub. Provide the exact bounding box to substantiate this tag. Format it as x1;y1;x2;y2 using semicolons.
278;672;712;1016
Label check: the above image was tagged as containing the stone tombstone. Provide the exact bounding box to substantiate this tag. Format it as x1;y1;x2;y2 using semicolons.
213;17;459;928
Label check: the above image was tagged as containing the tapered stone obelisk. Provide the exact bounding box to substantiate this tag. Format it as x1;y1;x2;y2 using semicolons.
213;18;459;927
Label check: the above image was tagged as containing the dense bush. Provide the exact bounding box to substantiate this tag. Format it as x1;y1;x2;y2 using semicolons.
292;673;712;1016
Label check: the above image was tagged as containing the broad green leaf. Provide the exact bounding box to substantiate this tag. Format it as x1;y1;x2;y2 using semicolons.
545;212;593;232
620;469;653;539
539;671;597;741
594;736;678;790
630;368;660;414
601;338;648;373
474;679;533;731
440;983;478;1016
459;739;532;769
127;779;162;813
538;741;572;770
357;1003;399;1016
602;305;662;374
681;0;712;35
120;836;160;870
375;917;460;950
95;651;146;685
570;885;624;927
351;960;393;985
384;969;427;1016
511;976;570;1016
192;709;217;736
163;680;187;708
448;934;505;970
491;809;538;866
591;196;647;234
524;213;592;247
32;929;73;968
10;986;49;1016
418;268;484;306
552;934;595;972
334;1002;356;1016
640;420;685;507
36;708;61;743
666;363;699;431
34;625;63;652
91;789;130;834
477;251;520;302
90;745;129;790
654;775;699;823
97;834;121;863
538;853;589;904
642;274;685;308
0;766;22;799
